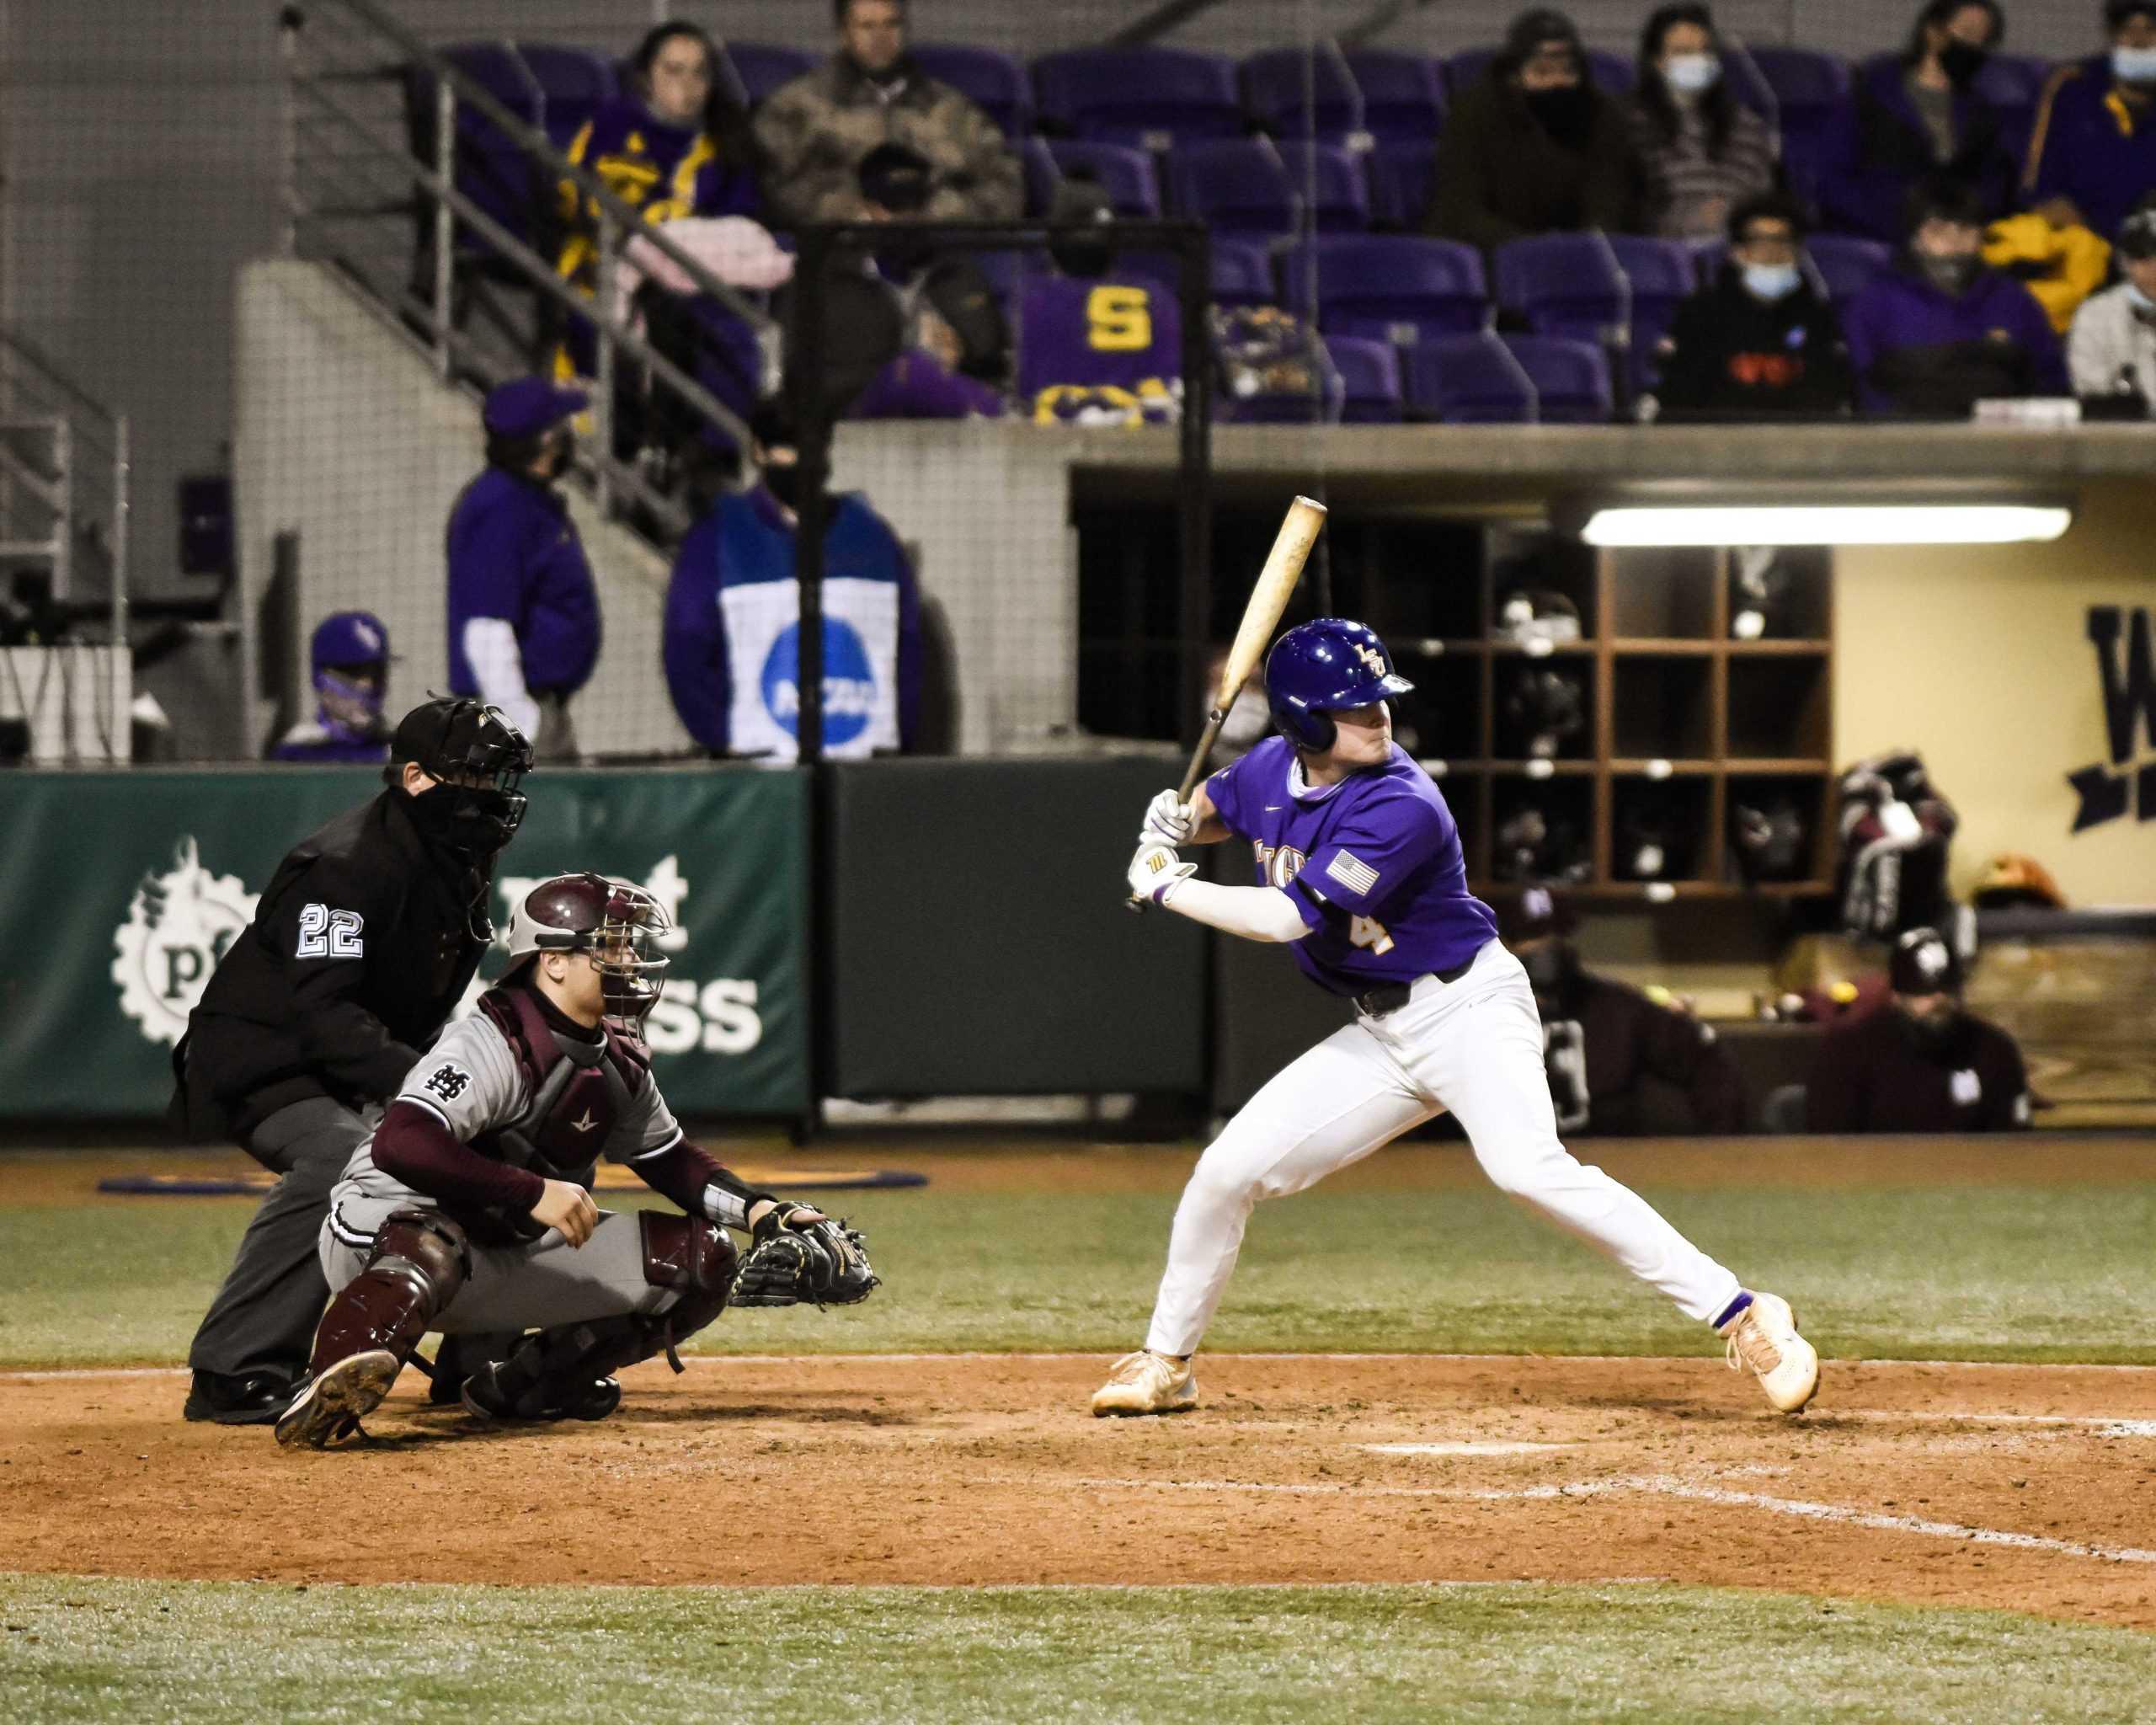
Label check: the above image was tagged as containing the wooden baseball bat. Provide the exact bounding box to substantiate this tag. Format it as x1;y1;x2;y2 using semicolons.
1176;494;1328;801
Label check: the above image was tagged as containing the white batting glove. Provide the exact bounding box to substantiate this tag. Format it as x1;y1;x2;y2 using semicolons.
1140;788;1195;846
1127;840;1196;910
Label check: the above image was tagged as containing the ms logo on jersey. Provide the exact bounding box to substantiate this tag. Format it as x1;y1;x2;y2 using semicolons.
110;838;261;1045
761;619;877;747
424;1064;472;1103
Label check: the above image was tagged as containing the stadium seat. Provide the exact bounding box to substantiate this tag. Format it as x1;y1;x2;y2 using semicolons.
1032;46;1244;150
1801;232;1892;302
1274;141;1370;232
1043;140;1163;216
1444;46;1634;98
1326;334;1406;421
1367;140;1437;230
1241;45;1366;143
1726;46;1849;206
912;43;1033;138
407;44;618;264
720;41;815;107
1495;232;1691;397
1603;233;1698;391
1020;136;1058;215
1508;334;1614;421
1283;234;1487;344
1209;238;1280;308
1343;50;1449;143
1405;330;1535;421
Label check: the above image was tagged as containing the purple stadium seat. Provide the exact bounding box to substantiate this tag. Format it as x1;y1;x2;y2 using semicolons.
1043;140;1162;216
1167;140;1312;236
408;45;618;262
1241;45;1365;142
1275;141;1370;231
1021;136;1058;216
1032;47;1244;150
1283;235;1487;344
1725;46;1849;206
1405;331;1534;421
912;43;1033;138
1496;232;1689;396
1975;53;2050;115
721;41;815;107
1444;47;1634;99
1368;140;1437;229
1209;238;1279;308
1604;233;1697;388
1326;334;1405;421
1801;232;1892;301
1344;50;1449;143
1506;334;1614;421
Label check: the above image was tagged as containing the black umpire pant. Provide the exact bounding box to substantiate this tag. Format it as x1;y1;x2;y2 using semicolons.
186;1097;372;1382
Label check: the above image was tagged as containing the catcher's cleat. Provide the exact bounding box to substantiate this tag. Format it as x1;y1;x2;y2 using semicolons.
274;1349;400;1449
1090;1349;1198;1417
459;1360;622;1425
1720;1291;1819;1413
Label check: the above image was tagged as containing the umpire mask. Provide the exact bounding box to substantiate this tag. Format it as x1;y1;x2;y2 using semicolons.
390;697;534;859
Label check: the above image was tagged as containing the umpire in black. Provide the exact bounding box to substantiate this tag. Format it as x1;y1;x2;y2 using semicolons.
172;697;532;1423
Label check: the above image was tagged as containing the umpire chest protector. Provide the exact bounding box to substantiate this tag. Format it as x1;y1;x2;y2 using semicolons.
473;985;652;1184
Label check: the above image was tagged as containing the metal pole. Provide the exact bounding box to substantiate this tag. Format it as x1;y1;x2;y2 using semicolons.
1177;227;1214;756
789;227;832;1141
433;77;456;380
51;417;72;605
110;414;130;761
278;7;303;254
593;206;616;517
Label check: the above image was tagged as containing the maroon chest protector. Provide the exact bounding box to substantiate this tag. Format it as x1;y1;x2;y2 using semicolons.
473;985;654;1184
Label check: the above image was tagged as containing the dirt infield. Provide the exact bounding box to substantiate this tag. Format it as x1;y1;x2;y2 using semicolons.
5;1354;2153;1627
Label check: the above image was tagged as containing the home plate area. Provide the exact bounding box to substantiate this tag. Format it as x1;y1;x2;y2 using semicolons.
3;1354;2153;1625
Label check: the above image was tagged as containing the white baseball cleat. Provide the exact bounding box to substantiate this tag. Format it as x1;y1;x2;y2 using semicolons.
1720;1292;1819;1413
274;1349;400;1449
1090;1349;1198;1417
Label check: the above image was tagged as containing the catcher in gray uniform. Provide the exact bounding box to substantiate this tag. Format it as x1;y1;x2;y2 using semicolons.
275;871;876;1449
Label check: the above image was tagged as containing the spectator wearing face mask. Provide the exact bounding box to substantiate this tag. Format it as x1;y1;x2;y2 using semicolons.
2067;195;2156;400
662;401;921;761
270;612;396;763
1819;0;2017;243
1655;194;1854;417
1841;176;2068;414
1427;8;1639;251
1502;889;1744;1137
2024;0;2156;244
755;0;1022;227
1626;3;1776;240
1805;927;2031;1132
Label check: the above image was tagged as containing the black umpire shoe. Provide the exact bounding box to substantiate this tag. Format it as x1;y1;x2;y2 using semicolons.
460;1360;622;1425
184;1369;295;1425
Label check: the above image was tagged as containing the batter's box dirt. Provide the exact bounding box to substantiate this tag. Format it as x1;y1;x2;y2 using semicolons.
3;1355;2153;1626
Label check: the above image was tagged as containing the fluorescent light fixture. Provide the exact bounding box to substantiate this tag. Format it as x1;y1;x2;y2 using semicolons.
1577;503;2073;547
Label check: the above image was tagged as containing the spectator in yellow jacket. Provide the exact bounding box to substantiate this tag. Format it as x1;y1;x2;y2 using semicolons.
1982;210;2113;332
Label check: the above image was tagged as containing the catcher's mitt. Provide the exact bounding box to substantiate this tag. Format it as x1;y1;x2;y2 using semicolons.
734;1207;879;1308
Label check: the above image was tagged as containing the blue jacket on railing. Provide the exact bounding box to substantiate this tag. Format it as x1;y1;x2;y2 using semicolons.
663;485;921;760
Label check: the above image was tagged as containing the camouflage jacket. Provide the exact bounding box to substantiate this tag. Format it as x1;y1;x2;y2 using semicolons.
753;55;1022;226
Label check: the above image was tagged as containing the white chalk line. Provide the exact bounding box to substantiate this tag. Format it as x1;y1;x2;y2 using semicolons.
10;1351;2156;1382
1057;1474;2156;1566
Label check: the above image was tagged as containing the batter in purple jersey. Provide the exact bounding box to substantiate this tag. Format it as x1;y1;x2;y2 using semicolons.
1096;617;1819;1419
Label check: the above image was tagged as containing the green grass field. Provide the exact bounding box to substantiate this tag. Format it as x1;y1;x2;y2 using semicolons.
3;1575;2150;1724
7;1151;2155;1722
5;1177;2156;1369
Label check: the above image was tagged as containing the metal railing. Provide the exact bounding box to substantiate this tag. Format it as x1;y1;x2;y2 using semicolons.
281;0;773;537
0;326;131;760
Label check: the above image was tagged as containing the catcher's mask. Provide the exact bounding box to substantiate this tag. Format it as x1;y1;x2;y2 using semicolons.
505;872;671;1028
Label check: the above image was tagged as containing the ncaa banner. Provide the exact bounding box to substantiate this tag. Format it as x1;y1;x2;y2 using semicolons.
0;766;808;1119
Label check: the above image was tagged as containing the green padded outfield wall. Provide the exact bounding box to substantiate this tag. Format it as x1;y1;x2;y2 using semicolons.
0;767;808;1119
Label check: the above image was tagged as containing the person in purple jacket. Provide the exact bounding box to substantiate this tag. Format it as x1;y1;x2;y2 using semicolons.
2023;0;2156;243
1095;618;1819;1420
269;611;395;764
1841;177;2068;414
446;378;602;762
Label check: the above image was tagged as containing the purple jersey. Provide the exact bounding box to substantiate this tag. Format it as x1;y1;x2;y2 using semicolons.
1017;275;1181;421
1206;736;1497;996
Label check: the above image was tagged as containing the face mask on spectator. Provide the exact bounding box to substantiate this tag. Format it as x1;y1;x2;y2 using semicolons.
1664;53;1721;94
1918;252;1980;295
1524;83;1595;145
2126;281;2156;316
2112;45;2156;84
1742;261;1801;301
1939;41;1988;86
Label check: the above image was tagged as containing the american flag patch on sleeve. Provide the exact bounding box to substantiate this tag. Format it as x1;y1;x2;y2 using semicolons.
1326;850;1380;896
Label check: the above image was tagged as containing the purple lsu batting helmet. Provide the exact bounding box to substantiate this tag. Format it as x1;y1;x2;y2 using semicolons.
1263;618;1414;751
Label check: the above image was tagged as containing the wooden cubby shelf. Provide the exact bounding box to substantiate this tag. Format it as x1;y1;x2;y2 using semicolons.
1376;529;1836;900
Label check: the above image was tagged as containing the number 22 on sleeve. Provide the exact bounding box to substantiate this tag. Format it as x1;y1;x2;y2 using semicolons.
1350;915;1395;956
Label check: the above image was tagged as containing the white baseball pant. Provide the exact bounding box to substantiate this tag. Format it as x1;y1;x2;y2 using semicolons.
1144;938;1745;1358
